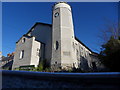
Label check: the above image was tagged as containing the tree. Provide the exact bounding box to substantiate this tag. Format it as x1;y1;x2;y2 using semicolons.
99;36;120;72
99;21;120;72
99;21;120;44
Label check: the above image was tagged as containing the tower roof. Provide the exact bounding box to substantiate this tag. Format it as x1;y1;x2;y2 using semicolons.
54;1;68;6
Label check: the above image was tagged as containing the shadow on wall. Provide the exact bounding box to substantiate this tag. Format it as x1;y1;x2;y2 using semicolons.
80;57;90;71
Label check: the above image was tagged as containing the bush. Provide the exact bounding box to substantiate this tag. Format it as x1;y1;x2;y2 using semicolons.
37;61;44;71
45;67;51;72
2;67;9;70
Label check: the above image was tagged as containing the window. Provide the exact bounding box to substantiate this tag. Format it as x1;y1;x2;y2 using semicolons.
73;42;75;49
54;41;59;50
59;66;61;69
81;47;83;50
32;28;34;31
37;48;39;51
56;41;59;50
55;61;57;64
19;50;24;59
92;62;97;70
36;48;40;56
54;12;59;17
36;52;39;56
22;38;25;43
76;49;79;56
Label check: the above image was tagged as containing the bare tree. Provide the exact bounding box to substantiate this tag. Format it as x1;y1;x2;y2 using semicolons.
98;20;120;44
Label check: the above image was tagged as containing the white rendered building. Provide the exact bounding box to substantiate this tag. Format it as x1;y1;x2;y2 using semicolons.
12;2;103;71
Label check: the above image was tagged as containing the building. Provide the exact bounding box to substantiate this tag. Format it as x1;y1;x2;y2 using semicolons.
1;52;15;70
12;2;103;71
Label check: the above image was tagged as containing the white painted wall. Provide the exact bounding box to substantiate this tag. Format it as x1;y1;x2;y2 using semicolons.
30;38;41;67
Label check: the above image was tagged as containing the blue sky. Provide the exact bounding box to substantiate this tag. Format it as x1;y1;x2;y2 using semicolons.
2;2;118;56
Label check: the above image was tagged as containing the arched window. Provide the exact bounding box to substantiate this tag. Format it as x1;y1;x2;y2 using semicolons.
54;41;59;50
56;41;59;50
22;38;25;43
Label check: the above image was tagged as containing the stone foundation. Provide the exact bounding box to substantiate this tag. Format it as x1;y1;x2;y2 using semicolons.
51;63;74;71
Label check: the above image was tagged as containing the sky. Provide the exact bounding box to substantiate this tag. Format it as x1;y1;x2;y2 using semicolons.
2;2;118;56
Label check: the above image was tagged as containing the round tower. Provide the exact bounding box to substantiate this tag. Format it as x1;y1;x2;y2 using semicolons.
51;2;76;71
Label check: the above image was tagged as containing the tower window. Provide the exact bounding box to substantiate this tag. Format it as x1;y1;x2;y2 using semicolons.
54;41;59;50
19;50;24;59
56;41;59;50
54;12;59;17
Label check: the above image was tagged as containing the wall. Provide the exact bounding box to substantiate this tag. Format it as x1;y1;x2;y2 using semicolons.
12;36;33;69
51;3;76;70
74;39;92;71
51;8;61;69
30;39;41;67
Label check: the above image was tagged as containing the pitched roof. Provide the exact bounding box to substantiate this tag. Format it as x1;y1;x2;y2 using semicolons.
16;22;96;53
16;22;52;43
26;22;52;35
16;34;33;43
75;37;92;52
